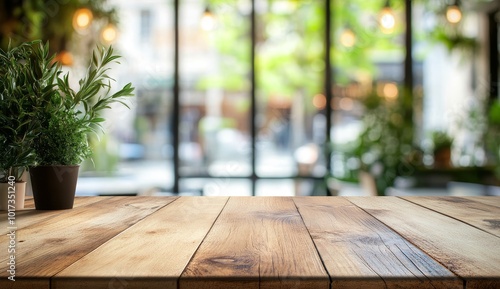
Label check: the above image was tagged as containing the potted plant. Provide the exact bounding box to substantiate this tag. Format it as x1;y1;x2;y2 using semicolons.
0;42;41;210
431;130;453;168
355;91;416;195
26;41;134;210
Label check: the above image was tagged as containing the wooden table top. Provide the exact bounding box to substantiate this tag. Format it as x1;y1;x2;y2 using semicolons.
1;196;499;289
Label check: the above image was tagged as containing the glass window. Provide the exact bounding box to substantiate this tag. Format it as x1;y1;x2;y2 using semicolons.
6;0;489;197
255;0;326;178
179;0;252;177
77;0;174;196
180;178;252;196
140;10;152;42
329;0;407;194
256;179;326;196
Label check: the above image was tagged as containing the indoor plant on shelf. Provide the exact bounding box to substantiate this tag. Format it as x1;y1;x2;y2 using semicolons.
0;42;41;210
431;130;453;168
28;41;134;210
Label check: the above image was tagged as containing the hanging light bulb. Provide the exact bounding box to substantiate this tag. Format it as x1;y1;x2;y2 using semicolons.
200;7;216;31
379;0;396;34
446;2;462;24
340;27;356;48
72;8;93;33
101;24;118;44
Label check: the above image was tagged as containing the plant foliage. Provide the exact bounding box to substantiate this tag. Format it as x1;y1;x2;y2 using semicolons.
431;130;453;152
30;41;135;165
0;41;41;182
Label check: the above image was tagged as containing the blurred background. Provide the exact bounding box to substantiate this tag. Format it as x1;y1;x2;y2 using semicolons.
1;0;499;196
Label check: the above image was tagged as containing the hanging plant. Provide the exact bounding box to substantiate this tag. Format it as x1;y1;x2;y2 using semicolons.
431;26;478;54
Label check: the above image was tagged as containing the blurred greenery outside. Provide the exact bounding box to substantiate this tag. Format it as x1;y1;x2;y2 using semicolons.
1;0;499;194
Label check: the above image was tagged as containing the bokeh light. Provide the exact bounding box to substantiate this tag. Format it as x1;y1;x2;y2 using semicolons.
73;8;93;33
379;7;396;34
101;24;118;44
340;28;356;48
312;94;326;109
446;5;462;24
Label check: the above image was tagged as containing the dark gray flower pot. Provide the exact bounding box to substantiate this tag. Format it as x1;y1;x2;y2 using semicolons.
30;165;79;210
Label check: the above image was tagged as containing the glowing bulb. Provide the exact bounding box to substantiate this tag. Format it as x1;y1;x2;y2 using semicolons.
73;8;93;32
101;24;118;44
200;8;216;31
312;94;326;109
379;7;396;34
383;82;399;100
76;12;91;27
446;5;462;24
340;28;356;48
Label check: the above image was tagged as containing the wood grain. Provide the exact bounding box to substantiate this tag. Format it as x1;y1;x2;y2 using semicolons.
348;196;500;288
0;197;108;235
0;196;176;289
403;196;500;237
53;197;228;289
460;196;500;208
0;198;104;289
180;197;329;289
2;196;498;289
294;197;462;289
23;198;34;208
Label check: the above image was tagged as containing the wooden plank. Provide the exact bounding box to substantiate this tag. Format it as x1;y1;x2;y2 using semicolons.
294;197;462;289
0;196;176;289
180;197;329;289
53;197;228;289
23;197;34;208
403;196;500;237
348;197;500;288
0;197;109;235
0;197;107;289
460;196;500;208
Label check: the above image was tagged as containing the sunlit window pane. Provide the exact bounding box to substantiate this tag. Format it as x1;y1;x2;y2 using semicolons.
78;0;174;196
179;0;252;177
255;0;326;178
180;178;252;196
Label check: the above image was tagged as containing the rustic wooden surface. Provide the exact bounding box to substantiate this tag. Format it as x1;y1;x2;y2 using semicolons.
0;197;107;235
461;196;500;208
1;196;499;289
180;197;329;289
54;197;228;289
403;196;500;237
294;197;462;289
349;196;500;289
0;197;177;289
